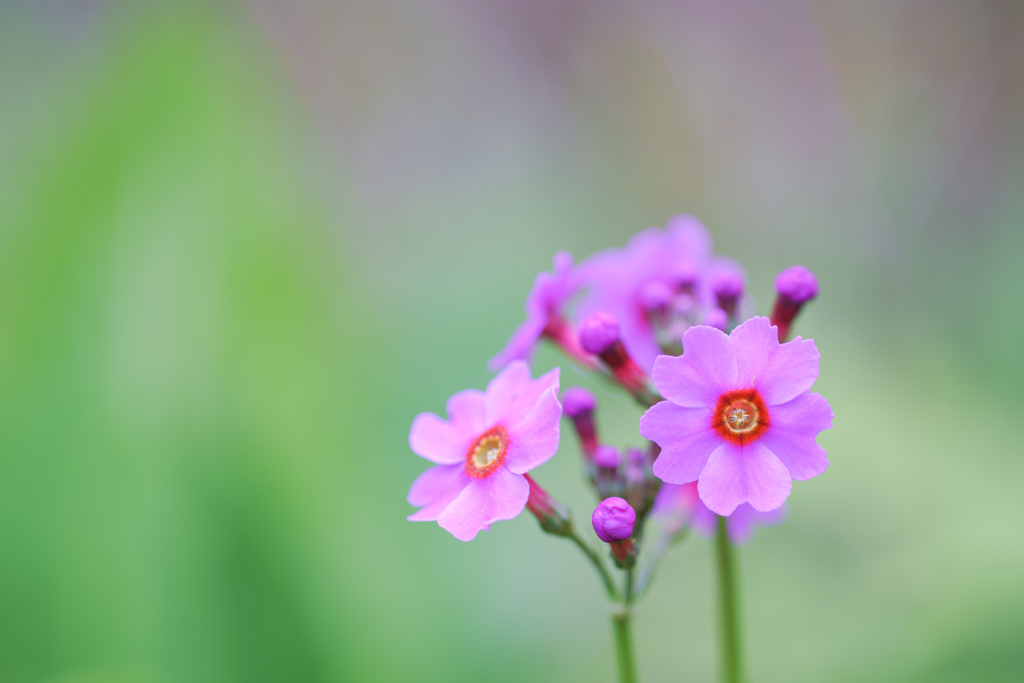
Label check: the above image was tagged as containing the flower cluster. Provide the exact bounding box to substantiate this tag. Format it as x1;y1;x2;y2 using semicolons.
409;214;830;542
405;214;833;681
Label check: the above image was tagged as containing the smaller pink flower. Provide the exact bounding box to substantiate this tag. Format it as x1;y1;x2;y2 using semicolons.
640;316;833;516
652;483;786;544
407;361;562;541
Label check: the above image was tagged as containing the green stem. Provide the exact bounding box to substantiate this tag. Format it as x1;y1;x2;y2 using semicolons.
715;515;744;683
569;528;619;601
612;608;637;683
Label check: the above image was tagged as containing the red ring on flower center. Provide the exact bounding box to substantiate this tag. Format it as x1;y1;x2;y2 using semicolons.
712;389;769;445
465;425;509;478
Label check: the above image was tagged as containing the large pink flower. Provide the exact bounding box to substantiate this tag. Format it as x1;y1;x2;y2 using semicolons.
407;361;562;541
639;316;833;515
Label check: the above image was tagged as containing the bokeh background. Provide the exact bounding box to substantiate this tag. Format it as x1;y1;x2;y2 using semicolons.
1;1;1023;681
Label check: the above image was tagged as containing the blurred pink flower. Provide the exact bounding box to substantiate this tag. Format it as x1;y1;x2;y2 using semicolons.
577;215;712;370
489;251;588;370
652;482;786;544
576;215;721;372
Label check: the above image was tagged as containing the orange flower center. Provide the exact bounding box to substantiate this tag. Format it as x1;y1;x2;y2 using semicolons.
713;389;769;445
465;425;509;478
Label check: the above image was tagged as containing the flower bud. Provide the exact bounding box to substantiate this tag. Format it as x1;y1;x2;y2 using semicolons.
712;270;745;319
770;265;818;342
593;444;621;470
591;444;623;498
672;263;699;294
524;474;573;537
592;497;636;543
562;386;599;459
774;265;819;304
562;386;596;418
593;497;638;568
579;311;620;355
578;312;657;405
703;307;728;331
624;448;646;488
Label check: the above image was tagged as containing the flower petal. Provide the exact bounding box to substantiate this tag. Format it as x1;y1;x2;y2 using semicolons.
730;317;820;405
504;386;562;474
486;362;559;428
407;464;470;521
619;310;663;375
641;401;719;483
768;390;834;435
688;493;719;538
697;442;792;515
727;503;787;544
761;392;832;480
409;412;470;465
484;360;531;424
446;389;487;434
652;325;737;408
665;214;713;262
437;467;530;542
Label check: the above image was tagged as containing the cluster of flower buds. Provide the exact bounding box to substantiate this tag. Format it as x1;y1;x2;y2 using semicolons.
564;389;661;539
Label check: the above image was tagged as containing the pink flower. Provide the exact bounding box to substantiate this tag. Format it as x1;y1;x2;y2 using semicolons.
652;483;786;543
407;361;562;541
577;215;713;372
489;252;587;371
639;316;833;515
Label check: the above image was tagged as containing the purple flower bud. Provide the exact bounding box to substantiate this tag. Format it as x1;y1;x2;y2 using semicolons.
771;266;819;342
579;311;620;355
774;265;818;304
562;386;599;459
671;263;699;292
704;307;728;331
562;386;596;418
592;497;636;543
712;270;745;298
593;444;621;469
712;269;745;319
625;447;646;487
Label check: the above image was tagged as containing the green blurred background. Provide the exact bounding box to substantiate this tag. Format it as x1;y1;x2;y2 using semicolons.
1;1;1022;681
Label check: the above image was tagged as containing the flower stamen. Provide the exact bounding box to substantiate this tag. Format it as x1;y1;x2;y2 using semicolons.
465;425;510;478
713;389;769;445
